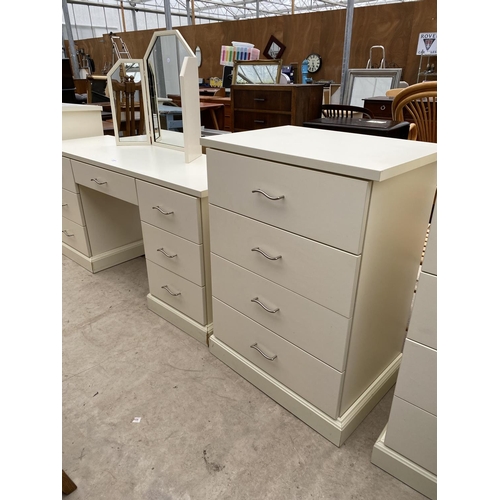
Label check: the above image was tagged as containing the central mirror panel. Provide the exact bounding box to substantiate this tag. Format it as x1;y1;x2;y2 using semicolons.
144;30;201;157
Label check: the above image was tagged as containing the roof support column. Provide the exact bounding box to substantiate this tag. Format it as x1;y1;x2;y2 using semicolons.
339;0;354;104
62;0;80;80
164;0;172;30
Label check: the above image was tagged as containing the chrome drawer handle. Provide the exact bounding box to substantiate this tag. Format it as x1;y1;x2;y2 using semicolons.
153;206;174;216
62;203;68;207
91;178;107;185
380;105;386;110
251;297;279;314
62;230;74;237
161;284;181;296
251;247;282;260
157;248;177;258
252;189;284;201
254;120;265;124
254;98;266;101
250;343;277;361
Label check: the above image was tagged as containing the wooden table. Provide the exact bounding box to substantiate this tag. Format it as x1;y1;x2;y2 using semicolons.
303;117;410;139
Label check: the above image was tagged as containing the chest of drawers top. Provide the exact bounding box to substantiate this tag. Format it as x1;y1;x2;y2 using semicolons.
201;125;437;182
62;135;208;198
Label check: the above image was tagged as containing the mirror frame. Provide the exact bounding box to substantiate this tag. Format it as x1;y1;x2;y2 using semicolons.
232;59;283;85
143;30;202;163
106;58;151;146
343;68;402;107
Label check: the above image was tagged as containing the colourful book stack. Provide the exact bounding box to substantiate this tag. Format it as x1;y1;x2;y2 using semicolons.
220;45;260;66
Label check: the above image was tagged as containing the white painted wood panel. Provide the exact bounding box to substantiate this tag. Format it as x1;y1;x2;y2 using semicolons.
147;260;207;325
62;216;90;256
62;103;103;140
61;135;208;197
207;149;371;254
201;125;437;182
384;396;437;475
407;271;437;350
394;339;437;416
62;189;85;226
213;299;343;419
142;222;205;286
72;160;139;205
339;163;436;415
211;254;351;371
422;203;437;276
62;157;78;193
209;206;360;317
79;187;143;257
137;180;202;244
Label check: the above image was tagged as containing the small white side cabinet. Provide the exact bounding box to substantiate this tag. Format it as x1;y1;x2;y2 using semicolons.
372;203;437;499
62;103;104;140
201;126;437;446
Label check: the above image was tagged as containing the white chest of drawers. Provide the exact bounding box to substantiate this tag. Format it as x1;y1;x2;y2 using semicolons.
201;126;437;446
62;135;212;344
372;203;438;499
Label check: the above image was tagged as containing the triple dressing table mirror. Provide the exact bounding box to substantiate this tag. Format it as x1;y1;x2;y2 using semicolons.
107;58;150;145
143;30;202;163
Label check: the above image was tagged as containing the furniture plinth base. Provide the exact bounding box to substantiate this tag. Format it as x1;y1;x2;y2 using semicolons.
209;335;401;447
371;426;437;499
146;294;213;346
62;240;144;273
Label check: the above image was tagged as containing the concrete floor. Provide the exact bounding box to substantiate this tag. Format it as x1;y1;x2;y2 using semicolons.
62;255;426;500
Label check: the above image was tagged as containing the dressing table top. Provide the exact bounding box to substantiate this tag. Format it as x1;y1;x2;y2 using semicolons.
62;135;208;197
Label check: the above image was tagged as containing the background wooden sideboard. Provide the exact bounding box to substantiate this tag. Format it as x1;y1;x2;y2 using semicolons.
65;0;437;87
231;84;324;132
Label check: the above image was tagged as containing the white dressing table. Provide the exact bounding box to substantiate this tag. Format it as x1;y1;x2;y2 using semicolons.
62;135;212;344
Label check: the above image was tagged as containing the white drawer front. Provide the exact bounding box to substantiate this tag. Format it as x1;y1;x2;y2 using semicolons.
210;206;360;317
147;260;207;325
213;299;343;419
142;222;205;286
62;216;90;256
62;157;78;193
395;339;437;416
407;271;437;350
211;254;351;371
62;189;85;226
71;160;138;205
385;396;437;475
207;149;371;254
137;180;202;244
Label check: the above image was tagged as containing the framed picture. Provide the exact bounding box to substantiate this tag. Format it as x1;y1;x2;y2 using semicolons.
263;35;286;59
343;68;402;107
232;59;283;85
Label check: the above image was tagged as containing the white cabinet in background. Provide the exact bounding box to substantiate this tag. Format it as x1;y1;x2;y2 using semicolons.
372;203;438;499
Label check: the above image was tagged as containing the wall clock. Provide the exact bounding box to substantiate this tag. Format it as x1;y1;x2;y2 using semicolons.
306;53;322;73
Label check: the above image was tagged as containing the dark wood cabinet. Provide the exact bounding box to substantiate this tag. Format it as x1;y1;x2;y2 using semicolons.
231;84;324;132
363;96;394;120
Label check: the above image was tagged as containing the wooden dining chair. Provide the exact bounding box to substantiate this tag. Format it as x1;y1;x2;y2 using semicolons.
111;75;145;137
385;88;405;97
392;81;437;142
321;104;374;119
